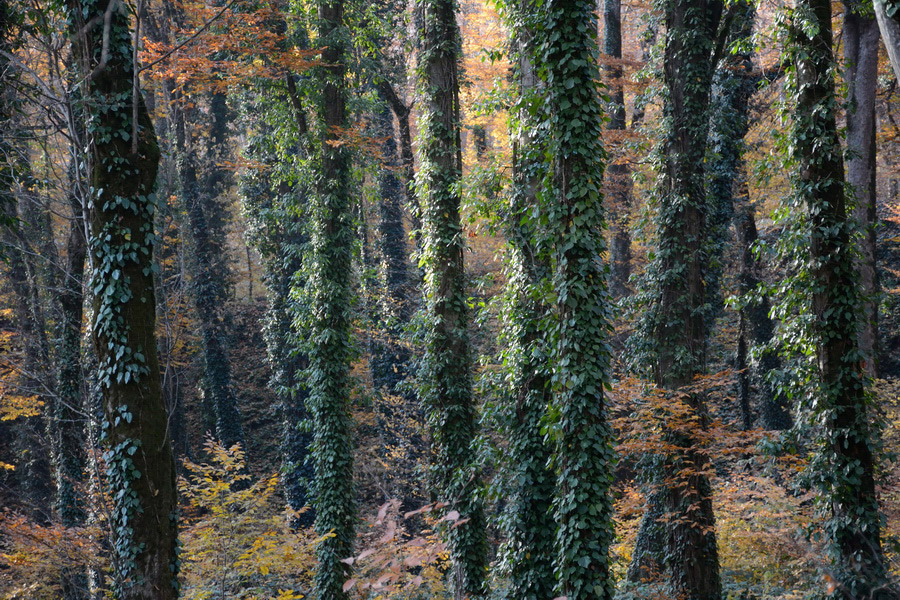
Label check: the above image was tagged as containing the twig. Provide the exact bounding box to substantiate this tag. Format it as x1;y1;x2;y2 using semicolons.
137;0;239;75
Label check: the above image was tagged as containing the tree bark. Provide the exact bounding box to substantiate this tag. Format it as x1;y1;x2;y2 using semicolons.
644;0;726;596
790;0;896;594
844;4;881;377
417;0;488;594
604;0;632;298
309;0;357;597
66;1;178;597
875;0;900;83
501;19;556;600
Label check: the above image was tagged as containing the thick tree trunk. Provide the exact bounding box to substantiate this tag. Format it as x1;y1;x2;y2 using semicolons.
66;1;178;597
542;0;616;598
501;22;556;600
791;0;895;594
844;5;880;378
417;0;488;594
641;0;725;596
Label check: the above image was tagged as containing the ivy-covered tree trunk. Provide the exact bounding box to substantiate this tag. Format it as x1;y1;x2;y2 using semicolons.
309;0;356;596
787;0;895;595
239;78;316;528
843;2;880;378
416;0;488;594
603;0;632;298
541;0;615;598
66;1;178;598
372;103;413;395
633;0;725;596
500;13;556;600
175;94;244;450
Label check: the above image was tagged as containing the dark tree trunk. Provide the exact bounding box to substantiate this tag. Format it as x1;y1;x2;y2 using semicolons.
66;1;178;597
790;0;895;595
626;487;667;583
639;0;726;596
180;93;244;450
55;184;90;600
843;4;880;378
309;0;357;596
604;0;632;298
239;108;315;527
371;102;413;394
378;80;422;265
369;99;423;507
734;200;792;430
1;224;55;524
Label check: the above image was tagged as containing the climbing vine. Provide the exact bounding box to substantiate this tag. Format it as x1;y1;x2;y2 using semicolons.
415;0;488;594
306;0;357;598
65;0;179;597
769;1;896;596
533;0;616;597
493;0;556;597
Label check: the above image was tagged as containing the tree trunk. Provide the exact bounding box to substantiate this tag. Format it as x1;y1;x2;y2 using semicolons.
309;0;357;596
417;0;488;594
641;0;725;596
500;18;556;600
66;1;178;597
56;182;90;600
875;0;900;83
542;0;616;598
604;0;632;298
734;200;792;430
370;99;423;508
844;5;880;378
789;0;895;594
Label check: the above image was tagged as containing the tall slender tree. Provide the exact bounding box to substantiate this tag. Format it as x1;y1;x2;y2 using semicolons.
65;1;178;597
843;0;881;377
628;0;727;595
539;0;616;598
784;0;897;594
416;0;488;594
308;0;356;596
603;0;633;298
499;4;556;598
706;1;792;431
